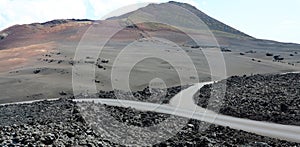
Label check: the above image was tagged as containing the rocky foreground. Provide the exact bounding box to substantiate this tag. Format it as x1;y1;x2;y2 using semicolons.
0;98;299;146
194;73;300;126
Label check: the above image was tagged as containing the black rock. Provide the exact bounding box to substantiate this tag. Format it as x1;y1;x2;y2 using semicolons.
33;69;41;74
101;59;109;64
41;133;56;145
266;53;273;56
97;65;104;69
0;98;299;146
273;55;284;61
191;45;200;49
194;73;300;126
59;91;67;96
280;103;288;113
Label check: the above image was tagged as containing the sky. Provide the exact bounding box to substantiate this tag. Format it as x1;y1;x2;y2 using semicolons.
0;0;299;44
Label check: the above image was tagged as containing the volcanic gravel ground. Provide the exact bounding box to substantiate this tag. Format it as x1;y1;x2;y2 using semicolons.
0;98;299;146
104;105;170;127
194;73;300;126
96;85;189;104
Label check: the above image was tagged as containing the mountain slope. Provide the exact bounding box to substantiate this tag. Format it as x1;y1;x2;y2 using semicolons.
109;1;300;50
0;1;300;105
1;1;300;51
109;1;252;39
0;19;93;50
169;1;252;38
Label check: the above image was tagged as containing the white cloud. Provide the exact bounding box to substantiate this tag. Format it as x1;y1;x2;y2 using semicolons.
0;0;87;30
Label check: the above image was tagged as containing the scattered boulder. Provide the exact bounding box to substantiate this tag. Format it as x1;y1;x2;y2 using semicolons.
41;133;56;145
101;59;109;64
69;61;74;66
273;55;284;61
191;45;200;49
59;91;67;96
280;103;288;113
126;24;138;29
245;50;256;54
97;65;104;69
266;53;273;56
221;47;231;52
33;69;41;74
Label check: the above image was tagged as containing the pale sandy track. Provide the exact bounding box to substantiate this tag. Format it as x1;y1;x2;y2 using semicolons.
0;98;60;106
74;82;300;143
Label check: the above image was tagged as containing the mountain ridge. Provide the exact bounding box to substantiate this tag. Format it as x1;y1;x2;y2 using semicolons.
108;1;253;39
1;1;300;49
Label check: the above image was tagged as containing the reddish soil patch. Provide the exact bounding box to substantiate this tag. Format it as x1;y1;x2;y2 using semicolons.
0;42;55;72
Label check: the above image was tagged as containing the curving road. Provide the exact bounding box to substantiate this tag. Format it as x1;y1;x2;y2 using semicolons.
0;98;60;106
74;82;300;143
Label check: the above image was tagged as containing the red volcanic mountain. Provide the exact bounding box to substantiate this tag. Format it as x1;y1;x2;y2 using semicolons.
1;1;299;51
0;19;93;50
0;1;299;103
